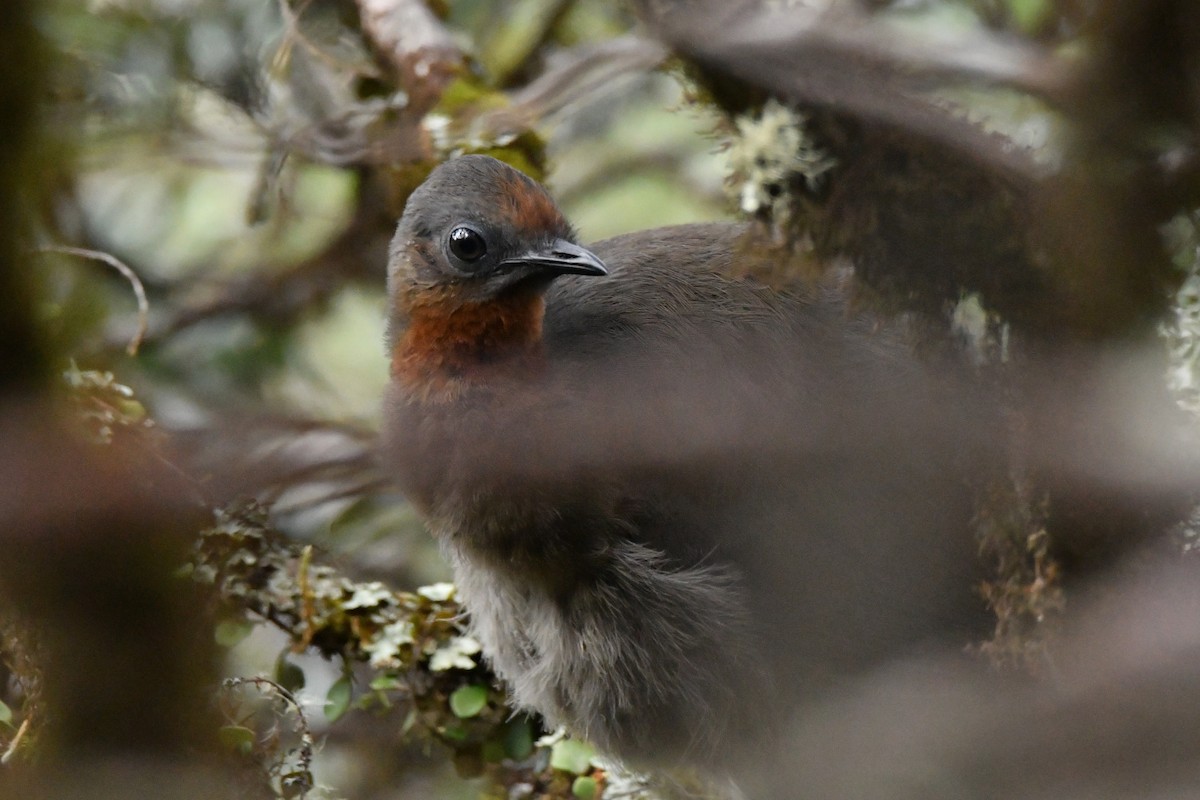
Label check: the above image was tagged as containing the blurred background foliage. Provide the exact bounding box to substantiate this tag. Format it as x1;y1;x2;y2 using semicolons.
35;0;733;563
5;0;1200;798
16;1;736;796
38;0;725;433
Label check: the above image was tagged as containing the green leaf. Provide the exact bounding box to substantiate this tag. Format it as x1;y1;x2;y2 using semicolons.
369;674;402;692
0;699;13;728
325;676;353;722
442;722;468;742
449;684;489;718
116;398;146;421
214;618;254;648
1009;0;1051;31
274;654;305;693
328;495;377;537
572;776;598;800
503;716;534;760
481;738;506;763
550;739;595;775
218;725;256;756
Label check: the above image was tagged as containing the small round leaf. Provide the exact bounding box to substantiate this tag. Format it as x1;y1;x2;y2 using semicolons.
370;674;403;692
550;739;595;775
275;655;305;693
214;619;254;648
325;676;353;722
503;716;534;760
442;722;468;742
449;684;489;718
218;725;255;756
572;776;598;800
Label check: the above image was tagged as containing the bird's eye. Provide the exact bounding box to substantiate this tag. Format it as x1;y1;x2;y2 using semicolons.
448;226;487;263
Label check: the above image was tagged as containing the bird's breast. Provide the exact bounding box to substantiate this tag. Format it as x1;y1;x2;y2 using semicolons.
444;532;767;769
390;287;548;394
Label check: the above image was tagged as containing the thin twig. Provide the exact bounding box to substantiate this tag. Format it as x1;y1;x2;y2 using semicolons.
139;188;388;347
491;0;575;87
274;0;382;79
36;245;150;356
483;36;668;136
271;478;390;516
1;717;31;765
223;676;315;799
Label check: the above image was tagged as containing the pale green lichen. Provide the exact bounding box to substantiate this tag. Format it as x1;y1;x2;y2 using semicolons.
726;99;835;222
343;582;396;610
417;582;457;602
429;635;483;672
952;292;1011;367
365;619;416;668
974;481;1064;673
63;363;154;445
1162;211;1200;414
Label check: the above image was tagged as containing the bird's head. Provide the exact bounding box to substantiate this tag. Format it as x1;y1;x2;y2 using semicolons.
388;155;606;318
386;155;607;386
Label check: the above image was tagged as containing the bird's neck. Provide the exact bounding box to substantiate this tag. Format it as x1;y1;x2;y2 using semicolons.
391;285;547;397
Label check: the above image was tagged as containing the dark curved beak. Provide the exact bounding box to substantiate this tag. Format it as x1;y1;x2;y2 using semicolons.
500;239;608;277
